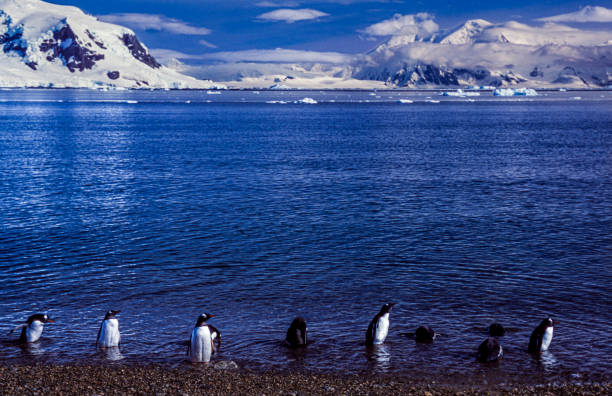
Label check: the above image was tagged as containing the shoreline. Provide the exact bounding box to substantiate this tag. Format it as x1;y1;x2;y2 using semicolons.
0;362;610;395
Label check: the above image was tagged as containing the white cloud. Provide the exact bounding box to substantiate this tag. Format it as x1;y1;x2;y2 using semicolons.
98;13;211;35
537;6;612;23
256;1;300;7
199;39;218;49
361;13;439;38
256;8;329;23
151;48;353;65
200;48;353;64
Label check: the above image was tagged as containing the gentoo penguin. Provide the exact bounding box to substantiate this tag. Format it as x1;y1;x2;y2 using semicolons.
528;317;554;353
9;314;55;343
187;313;221;363
96;310;121;348
366;303;395;346
477;337;503;362
415;325;435;343
488;323;506;337
285;317;307;347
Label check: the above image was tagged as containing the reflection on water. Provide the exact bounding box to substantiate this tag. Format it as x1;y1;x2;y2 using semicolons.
0;90;611;385
100;347;125;361
365;345;391;373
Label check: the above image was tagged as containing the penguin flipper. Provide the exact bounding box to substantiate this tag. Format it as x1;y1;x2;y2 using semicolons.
366;319;377;345
528;330;542;353
208;325;222;349
96;322;103;348
8;324;26;335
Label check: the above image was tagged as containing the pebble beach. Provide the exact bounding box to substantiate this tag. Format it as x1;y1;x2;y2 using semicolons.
0;364;610;396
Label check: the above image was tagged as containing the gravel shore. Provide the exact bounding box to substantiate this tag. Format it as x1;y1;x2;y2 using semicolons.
0;363;610;395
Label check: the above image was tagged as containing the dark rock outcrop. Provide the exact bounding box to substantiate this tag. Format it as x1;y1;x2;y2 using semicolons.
388;63;460;86
121;33;161;69
39;23;104;72
107;70;120;80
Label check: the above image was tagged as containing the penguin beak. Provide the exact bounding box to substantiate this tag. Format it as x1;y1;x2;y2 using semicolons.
46;318;55;323
207;314;215;319
112;310;121;315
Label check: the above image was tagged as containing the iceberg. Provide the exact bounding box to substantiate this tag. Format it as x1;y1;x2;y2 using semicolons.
493;88;537;96
398;99;414;103
441;89;480;97
296;97;317;104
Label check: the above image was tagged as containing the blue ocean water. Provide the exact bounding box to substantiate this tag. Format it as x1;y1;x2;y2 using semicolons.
0;89;611;384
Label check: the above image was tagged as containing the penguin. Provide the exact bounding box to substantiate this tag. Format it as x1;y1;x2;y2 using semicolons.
488;323;506;337
187;313;221;363
9;314;55;343
285;317;307;348
366;303;395;346
96;310;121;348
477;337;503;362
528;317;554;353
415;325;435;343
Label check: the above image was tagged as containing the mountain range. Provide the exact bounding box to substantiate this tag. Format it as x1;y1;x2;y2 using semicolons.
1;0;611;89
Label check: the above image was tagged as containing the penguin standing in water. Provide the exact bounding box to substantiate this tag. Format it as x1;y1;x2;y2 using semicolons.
366;303;396;346
477;337;503;362
9;314;55;343
187;313;221;363
285;317;307;348
96;310;121;348
528;317;554;353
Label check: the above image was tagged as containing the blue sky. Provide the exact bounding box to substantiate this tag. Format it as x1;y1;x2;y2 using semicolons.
51;1;608;54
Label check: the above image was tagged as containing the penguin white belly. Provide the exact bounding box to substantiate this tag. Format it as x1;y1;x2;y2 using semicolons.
190;326;213;362
98;318;120;347
373;314;389;345
541;327;553;351
25;321;44;343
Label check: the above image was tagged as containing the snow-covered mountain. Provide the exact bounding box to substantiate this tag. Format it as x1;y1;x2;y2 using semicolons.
0;0;221;88
353;13;612;88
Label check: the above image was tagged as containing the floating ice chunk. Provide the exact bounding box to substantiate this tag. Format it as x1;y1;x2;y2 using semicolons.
265;100;289;104
426;99;441;103
572;96;582;100
207;90;221;94
493;88;537;96
398;99;413;103
441;89;480;97
126;100;138;104
296;97;317;104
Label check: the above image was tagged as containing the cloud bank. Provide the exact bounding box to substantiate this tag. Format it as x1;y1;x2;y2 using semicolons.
256;8;329;23
537;5;612;23
98;13;211;35
361;13;439;38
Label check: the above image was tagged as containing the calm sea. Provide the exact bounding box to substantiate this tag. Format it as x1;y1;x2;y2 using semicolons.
0;89;610;385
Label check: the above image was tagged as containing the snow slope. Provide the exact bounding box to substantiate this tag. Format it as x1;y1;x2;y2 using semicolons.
352;13;612;88
0;0;221;88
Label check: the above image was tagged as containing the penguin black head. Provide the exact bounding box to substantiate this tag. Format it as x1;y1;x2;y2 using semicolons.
196;313;214;326
27;313;55;324
488;323;505;337
537;317;555;330
104;310;121;320
415;326;435;343
379;303;396;314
